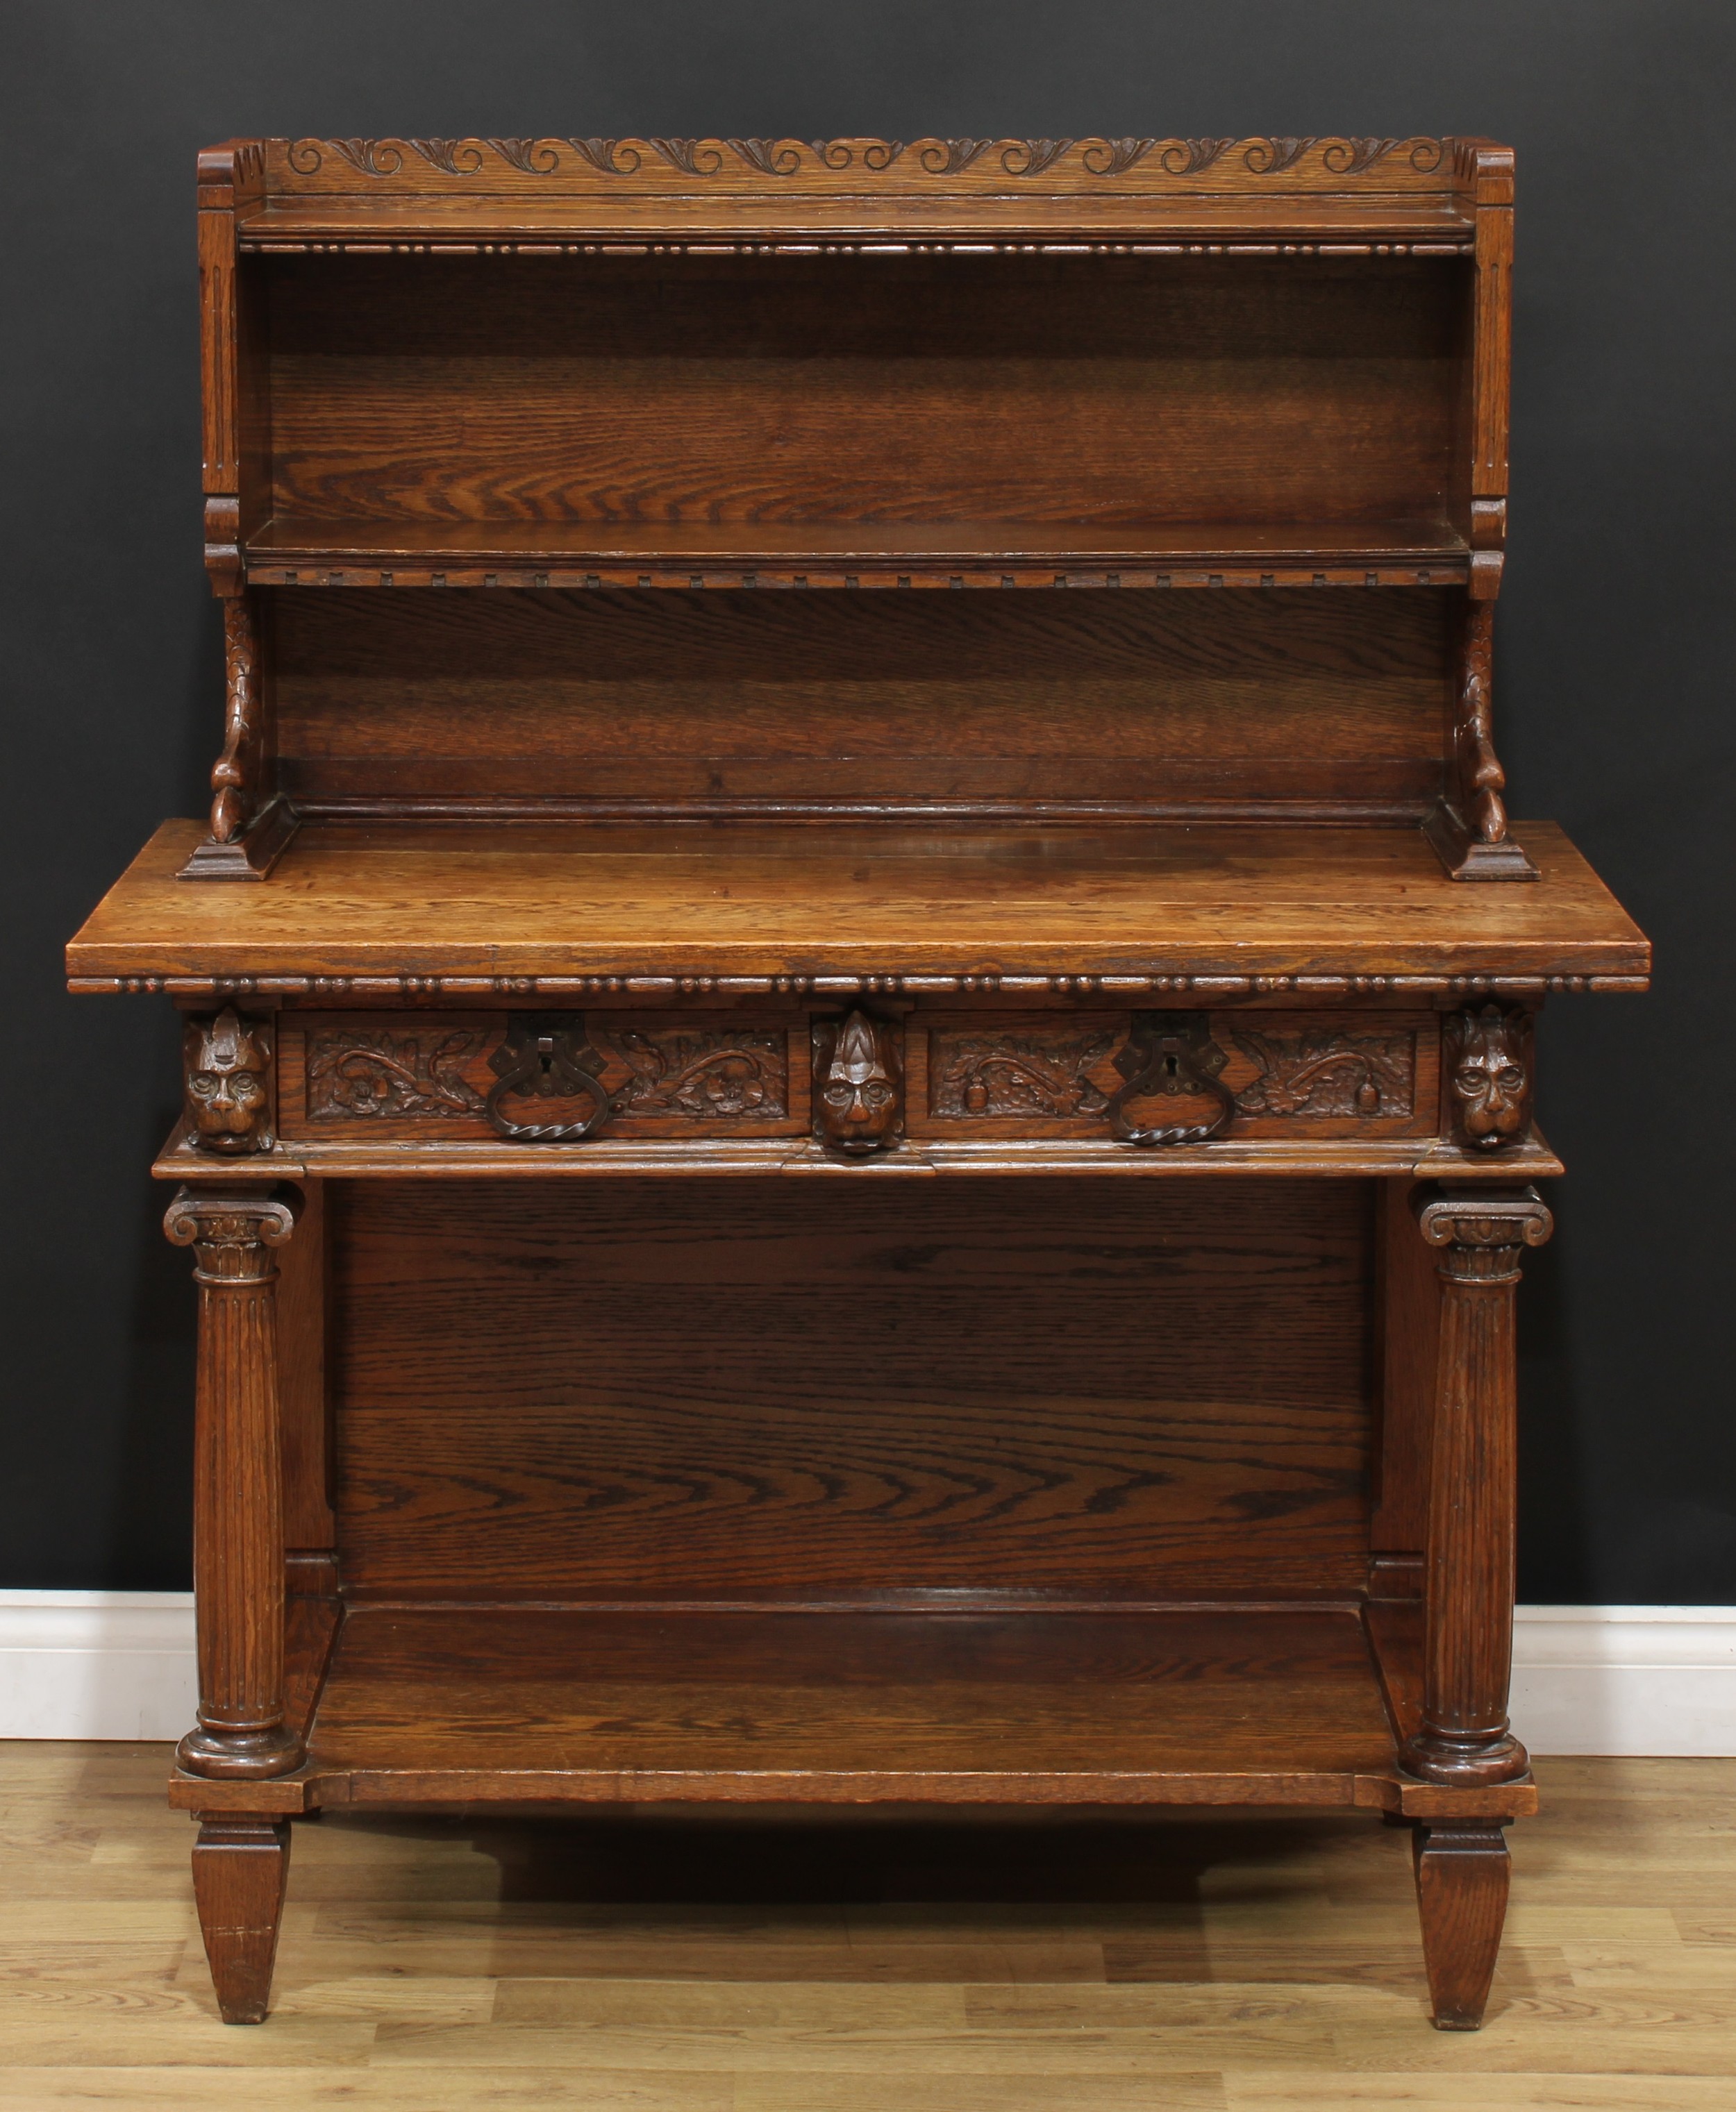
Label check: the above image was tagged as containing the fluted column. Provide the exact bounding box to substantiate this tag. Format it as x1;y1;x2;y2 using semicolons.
1402;1183;1553;1787
165;1183;303;1779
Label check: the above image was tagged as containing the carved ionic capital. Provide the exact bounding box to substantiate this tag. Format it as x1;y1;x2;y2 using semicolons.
183;1007;275;1157
165;1184;299;1282
1416;1183;1552;1282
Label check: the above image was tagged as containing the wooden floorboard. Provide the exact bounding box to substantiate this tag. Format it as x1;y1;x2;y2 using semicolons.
0;1745;1732;2106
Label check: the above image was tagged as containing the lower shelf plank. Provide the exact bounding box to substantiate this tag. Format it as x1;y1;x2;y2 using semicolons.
171;1603;1533;1820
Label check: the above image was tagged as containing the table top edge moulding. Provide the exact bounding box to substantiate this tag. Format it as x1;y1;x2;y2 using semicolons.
71;133;1645;2032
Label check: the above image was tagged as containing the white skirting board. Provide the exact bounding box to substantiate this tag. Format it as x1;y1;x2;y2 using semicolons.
1;1593;1733;1754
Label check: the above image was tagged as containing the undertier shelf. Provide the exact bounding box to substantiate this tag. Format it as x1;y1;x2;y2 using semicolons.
243;518;1472;591
169;1602;1536;1819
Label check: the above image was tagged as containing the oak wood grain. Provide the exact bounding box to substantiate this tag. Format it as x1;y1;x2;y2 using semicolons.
331;1176;1374;1600
262;254;1457;535
67;818;1651;984
270;586;1454;816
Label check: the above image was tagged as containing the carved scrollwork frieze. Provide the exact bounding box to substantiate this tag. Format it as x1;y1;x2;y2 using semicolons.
278;135;1453;186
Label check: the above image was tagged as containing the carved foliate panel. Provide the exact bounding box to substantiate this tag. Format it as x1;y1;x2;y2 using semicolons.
929;1027;1117;1118
1232;1026;1416;1118
183;1007;275;1155
603;1028;788;1120
308;1028;487;1118
279;1014;803;1139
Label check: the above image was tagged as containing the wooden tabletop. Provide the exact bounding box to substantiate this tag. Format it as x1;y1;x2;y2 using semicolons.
67;817;1650;989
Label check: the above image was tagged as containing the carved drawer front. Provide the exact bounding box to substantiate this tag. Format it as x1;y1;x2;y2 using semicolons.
907;1012;1439;1142
278;1013;808;1140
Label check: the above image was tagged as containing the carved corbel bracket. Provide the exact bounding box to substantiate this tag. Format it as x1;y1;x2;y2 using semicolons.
1106;1012;1235;1146
813;1009;903;1153
486;1013;612;1141
178;590;300;881
184;1005;275;1155
204;494;243;598
1442;1003;1533;1154
1422;598;1537;882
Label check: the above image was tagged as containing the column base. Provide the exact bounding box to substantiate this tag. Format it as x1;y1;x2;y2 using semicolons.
1401;1725;1530;1788
176;1723;306;1780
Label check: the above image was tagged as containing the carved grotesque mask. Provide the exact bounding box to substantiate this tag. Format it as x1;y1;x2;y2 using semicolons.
187;1007;270;1153
1446;1004;1530;1151
817;1010;901;1154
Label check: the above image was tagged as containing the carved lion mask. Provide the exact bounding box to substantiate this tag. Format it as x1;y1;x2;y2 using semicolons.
1446;1004;1530;1151
187;1007;270;1153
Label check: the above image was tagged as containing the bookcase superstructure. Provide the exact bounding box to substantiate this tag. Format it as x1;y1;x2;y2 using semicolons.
69;137;1647;2030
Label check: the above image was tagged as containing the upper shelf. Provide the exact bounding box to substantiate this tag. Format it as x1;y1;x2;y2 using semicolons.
212;135;1497;249
245;518;1472;591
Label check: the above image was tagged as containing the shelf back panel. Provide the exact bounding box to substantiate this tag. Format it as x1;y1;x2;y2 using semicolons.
260;253;1463;533
330;1175;1376;1602
272;583;1452;816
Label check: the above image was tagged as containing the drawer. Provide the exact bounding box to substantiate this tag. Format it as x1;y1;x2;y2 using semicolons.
278;1012;808;1141
906;1009;1442;1145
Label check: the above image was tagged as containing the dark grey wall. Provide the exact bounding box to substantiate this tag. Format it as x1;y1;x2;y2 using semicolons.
4;1;1730;1597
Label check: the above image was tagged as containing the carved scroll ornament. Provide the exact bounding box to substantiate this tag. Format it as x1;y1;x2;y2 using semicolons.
815;1011;902;1154
1444;1005;1532;1152
1232;1027;1414;1118
308;1028;486;1118
185;1007;273;1155
1456;601;1510;848
283;136;1449;185
208;596;260;847
607;1029;787;1118
930;1028;1116;1118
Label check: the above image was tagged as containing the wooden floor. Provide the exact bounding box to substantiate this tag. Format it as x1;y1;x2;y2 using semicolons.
1;1744;1731;2108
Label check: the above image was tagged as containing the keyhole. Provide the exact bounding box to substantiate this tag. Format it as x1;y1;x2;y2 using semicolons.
1163;1052;1179;1079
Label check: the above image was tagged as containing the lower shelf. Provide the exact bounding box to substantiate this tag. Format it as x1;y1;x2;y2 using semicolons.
173;1602;1535;1820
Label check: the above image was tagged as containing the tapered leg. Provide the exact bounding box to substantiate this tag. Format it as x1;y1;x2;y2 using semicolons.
1403;1184;1553;1788
165;1184;304;1779
192;1818;292;2023
1414;1821;1511;2029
